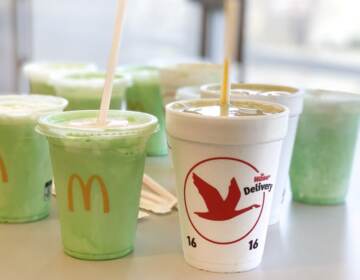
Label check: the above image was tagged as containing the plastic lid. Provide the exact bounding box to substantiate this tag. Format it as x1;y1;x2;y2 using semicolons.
166;99;289;145
0;94;68;119
118;66;159;84
304;89;360;113
201;83;304;117
159;62;222;72
37;110;158;139
23;62;97;82
51;71;131;89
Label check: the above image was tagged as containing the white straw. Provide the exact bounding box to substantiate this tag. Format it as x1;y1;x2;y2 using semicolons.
140;198;172;214
141;189;168;204
97;0;128;126
138;211;150;220
143;174;178;208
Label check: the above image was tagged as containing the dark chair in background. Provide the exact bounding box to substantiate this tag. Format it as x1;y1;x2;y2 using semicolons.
191;0;246;64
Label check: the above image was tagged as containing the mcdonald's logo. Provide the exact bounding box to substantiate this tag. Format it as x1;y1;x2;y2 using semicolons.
67;174;110;214
0;156;8;183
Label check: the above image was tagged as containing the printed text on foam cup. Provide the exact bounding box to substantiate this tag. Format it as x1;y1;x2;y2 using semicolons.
244;174;273;195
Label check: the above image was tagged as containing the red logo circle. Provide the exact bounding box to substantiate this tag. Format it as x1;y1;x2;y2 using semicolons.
184;157;266;245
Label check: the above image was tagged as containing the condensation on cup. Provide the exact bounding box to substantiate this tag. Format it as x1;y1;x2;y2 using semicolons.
166;99;289;272
201;83;304;225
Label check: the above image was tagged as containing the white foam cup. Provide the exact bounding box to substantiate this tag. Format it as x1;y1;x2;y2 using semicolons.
201;84;304;225
166;99;289;272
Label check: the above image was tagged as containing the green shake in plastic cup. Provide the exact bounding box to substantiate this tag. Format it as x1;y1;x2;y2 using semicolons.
51;72;129;110
290;90;360;204
0;94;68;223
23;62;97;95
121;66;167;156
37;110;158;260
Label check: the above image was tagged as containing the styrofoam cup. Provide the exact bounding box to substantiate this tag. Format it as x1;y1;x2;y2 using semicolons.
166;99;289;272
201;83;304;225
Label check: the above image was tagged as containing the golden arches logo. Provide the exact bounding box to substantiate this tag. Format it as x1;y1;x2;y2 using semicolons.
67;174;110;214
0;156;8;183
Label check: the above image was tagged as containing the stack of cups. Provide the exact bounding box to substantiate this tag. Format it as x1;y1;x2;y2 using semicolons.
23;62;97;96
201;83;304;225
167;99;289;272
0;94;68;223
291;89;360;204
37;110;158;260
158;63;222;105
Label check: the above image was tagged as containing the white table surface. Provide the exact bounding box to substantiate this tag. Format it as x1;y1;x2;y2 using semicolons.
0;156;359;280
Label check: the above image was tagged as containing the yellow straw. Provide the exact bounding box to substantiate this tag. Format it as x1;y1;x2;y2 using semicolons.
220;0;240;116
220;57;230;115
97;0;127;126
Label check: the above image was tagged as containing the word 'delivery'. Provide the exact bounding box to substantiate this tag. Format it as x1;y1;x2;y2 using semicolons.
244;182;273;195
67;174;110;213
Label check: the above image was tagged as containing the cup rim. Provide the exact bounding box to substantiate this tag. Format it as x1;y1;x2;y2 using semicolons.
200;83;302;99
166;98;289;121
50;71;131;88
0;94;68;117
37;110;158;139
23;62;98;82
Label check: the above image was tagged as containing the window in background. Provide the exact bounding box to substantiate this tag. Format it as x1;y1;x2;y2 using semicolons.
245;0;360;92
32;0;201;66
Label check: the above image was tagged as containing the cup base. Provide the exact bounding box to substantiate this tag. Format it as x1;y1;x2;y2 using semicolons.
184;255;262;273
293;196;346;205
0;212;49;224
64;246;134;261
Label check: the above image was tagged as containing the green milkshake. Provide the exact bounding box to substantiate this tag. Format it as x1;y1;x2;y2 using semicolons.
37;110;158;260
51;72;129;110
23;62;97;95
121;66;167;156
290;90;360;204
0;95;68;223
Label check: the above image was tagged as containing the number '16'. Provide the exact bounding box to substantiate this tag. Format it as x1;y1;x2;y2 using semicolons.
249;239;259;250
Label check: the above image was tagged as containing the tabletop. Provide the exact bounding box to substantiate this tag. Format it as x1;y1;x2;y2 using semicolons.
0;156;359;280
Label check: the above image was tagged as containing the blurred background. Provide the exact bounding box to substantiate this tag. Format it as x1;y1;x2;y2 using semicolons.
1;0;360;93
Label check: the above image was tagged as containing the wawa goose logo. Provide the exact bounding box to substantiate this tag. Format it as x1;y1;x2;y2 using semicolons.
67;174;110;213
192;173;260;221
0;156;8;183
184;157;269;245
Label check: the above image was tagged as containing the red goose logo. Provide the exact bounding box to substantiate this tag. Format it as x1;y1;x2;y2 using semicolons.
184;157;270;245
193;173;260;221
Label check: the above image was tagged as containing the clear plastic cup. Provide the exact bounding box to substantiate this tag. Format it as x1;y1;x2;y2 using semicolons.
36;110;158;260
158;63;222;105
51;72;129;110
0;94;68;223
167;99;289;272
290;89;360;204
201;83;304;225
120;66;168;156
23;62;97;95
